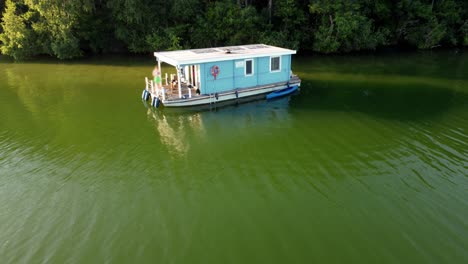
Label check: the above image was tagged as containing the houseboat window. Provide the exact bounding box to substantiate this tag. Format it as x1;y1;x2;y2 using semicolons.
270;56;281;72
245;59;253;76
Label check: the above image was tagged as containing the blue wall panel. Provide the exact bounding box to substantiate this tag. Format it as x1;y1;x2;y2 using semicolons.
200;60;234;94
233;58;258;89
196;54;291;94
258;55;290;85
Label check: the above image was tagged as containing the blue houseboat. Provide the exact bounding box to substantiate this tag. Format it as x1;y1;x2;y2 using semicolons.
142;44;301;108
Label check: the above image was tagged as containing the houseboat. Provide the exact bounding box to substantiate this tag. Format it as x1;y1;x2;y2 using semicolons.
142;44;301;108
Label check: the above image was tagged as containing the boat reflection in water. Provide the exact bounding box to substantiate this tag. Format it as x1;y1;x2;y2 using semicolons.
146;108;205;157
144;94;296;157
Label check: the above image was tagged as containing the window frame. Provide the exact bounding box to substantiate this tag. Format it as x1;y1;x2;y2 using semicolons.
245;59;254;76
270;56;281;73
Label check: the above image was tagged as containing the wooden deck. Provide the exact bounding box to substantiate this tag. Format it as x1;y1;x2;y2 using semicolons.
160;83;198;99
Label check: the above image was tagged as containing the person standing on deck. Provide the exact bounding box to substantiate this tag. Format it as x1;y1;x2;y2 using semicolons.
152;66;162;89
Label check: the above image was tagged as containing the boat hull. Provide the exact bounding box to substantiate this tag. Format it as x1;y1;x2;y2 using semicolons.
149;79;301;108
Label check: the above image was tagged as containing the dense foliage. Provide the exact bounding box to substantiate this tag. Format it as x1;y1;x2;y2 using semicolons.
0;0;467;59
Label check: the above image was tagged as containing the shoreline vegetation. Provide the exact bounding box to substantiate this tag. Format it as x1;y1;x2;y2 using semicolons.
0;0;467;61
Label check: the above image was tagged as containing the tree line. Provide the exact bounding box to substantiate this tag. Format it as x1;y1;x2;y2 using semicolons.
0;0;467;60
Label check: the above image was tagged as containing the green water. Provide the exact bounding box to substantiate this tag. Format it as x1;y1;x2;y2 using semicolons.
1;51;467;263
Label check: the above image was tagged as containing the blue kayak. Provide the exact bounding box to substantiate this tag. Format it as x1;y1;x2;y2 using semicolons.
266;85;299;100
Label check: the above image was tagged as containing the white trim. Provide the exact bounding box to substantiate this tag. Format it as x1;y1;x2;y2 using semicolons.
184;65;189;83
197;65;201;91
153;44;296;66
155;54;179;66
177;66;182;98
270;56;281;73
245;59;254;76
155;51;295;66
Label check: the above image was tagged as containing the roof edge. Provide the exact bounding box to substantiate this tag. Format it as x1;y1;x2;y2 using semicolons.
154;44;296;66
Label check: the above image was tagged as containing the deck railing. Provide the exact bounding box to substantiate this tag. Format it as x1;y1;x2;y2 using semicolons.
145;76;194;101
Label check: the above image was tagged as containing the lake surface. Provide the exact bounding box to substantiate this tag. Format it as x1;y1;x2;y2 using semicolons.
1;51;467;263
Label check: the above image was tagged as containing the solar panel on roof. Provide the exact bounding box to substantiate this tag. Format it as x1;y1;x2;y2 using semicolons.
245;44;268;49
191;48;219;54
222;46;245;51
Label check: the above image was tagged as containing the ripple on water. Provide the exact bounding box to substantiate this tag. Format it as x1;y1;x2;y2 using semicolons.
1;52;468;263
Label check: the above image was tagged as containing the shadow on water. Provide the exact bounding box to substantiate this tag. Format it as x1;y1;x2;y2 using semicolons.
291;79;462;121
291;50;467;120
295;49;468;81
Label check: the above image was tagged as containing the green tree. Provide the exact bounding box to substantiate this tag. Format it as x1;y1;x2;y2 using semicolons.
192;1;265;47
394;0;466;49
146;0;204;51
359;0;395;43
0;0;37;59
0;0;5;19
0;0;95;59
0;0;5;18
260;0;307;50
76;1;116;54
462;1;468;46
24;0;95;58
462;20;468;46
395;0;445;49
434;0;463;46
309;0;387;53
2;0;467;60
106;0;171;52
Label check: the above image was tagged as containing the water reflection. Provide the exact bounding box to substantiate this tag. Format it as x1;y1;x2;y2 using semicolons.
294;50;468;82
144;96;294;157
292;50;468;121
291;77;464;121
146;108;205;157
4;66;82;110
1;52;468;263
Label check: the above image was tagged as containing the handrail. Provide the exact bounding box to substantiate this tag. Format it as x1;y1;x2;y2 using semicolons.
145;77;149;91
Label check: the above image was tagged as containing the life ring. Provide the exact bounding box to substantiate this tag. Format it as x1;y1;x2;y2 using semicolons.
211;65;220;80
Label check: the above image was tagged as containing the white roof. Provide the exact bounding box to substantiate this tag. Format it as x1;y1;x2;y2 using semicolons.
154;44;296;66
